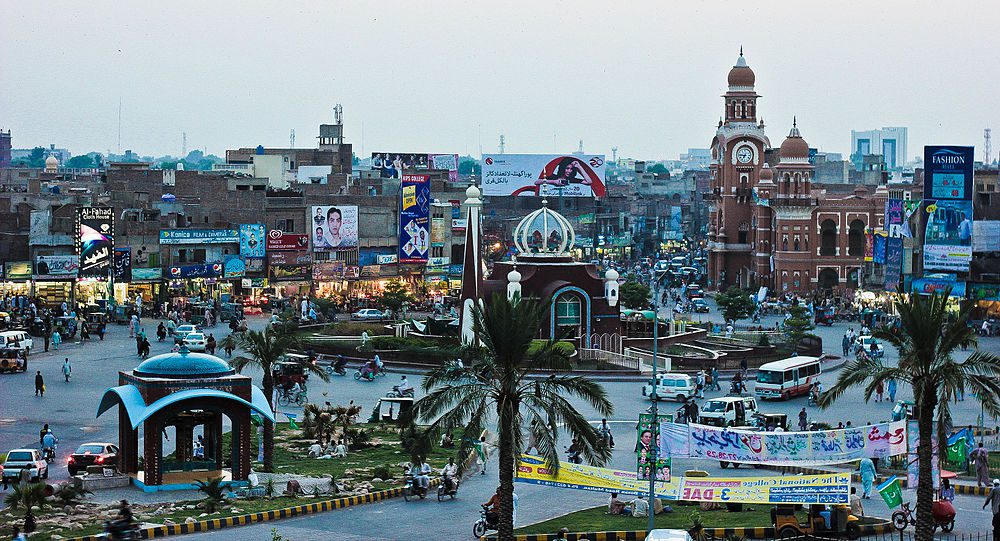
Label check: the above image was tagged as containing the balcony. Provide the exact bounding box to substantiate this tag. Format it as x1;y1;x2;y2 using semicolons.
770;195;818;207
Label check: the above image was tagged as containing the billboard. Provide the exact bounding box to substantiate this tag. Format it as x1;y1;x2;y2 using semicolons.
311;206;359;251
266;230;310;251
371;152;459;182
481;154;606;197
923;146;974;272
399;174;430;263
34;255;79;279
312;261;345;281
884;237;903;291
113;248;132;283
159;229;238;244
924;146;974;200
271;264;311;281
76;206;114;278
223;255;245;279
296;165;332;184
131;268;162;281
269;251;312;265
239;224;266;258
5;262;32;281
168;263;223;279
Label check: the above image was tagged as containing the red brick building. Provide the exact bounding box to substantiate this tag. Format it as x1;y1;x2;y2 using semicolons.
707;53;887;295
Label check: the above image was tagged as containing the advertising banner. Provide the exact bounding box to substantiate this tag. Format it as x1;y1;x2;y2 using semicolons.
973;221;1000;252
924;146;974;201
376;254;398;265
159;229;238;245
872;230;887;264
482;154;606;197
371;152;459;182
77;206;114;278
266;230;310;252
864;229;874;262
271;263;311;281
884;237;903;291
168;263;223;279
399;174;430;263
296;165;332;184
131;268;162;281
670;206;682;232
269;251;312;265
245;257;265;274
885;199;905;238
431;216;446;247
34;255;79;279
5;262;32;281
239;224;266;258
637;413;672;482
923;199;974;271
912;277;966;298
312;261;345;281
311;206;359;251
516;455;679;498
969;282;1000;302
113;248;131;283
678;473;850;505
660;421;907;466
223;255;245;279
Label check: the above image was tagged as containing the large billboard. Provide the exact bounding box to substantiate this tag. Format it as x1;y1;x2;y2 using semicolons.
113;248;132;283
371;152;459;182
923;146;974;272
481;154;606;197
399;174;430;263
266;230;310;252
34;255;79;279
311;206;359;251
239;224;266;258
159;229;238;244
76;206;114;278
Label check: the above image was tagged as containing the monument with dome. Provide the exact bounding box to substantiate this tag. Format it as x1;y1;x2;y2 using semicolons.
458;184;620;349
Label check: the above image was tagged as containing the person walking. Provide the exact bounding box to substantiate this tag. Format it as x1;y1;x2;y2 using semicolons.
972;443;991;487
695;371;705;399
52;329;61;350
34;370;45;397
44;330;50;352
886;378;897;403
475;435;492;475
62;358;71;382
842;332;851;357
875;380;884;402
983;479;1000;538
798;407;808;431
858;457;876;498
711;366;721;391
206;333;217;355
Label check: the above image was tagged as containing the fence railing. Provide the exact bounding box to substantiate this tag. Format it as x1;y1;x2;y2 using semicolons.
578;347;641;372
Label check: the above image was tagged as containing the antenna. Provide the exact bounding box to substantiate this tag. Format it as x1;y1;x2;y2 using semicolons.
117;97;122;155
499;134;505;155
182;132;187;158
290;129;296;148
612;147;618;162
334;104;343;125
578;139;584;153
985;128;992;165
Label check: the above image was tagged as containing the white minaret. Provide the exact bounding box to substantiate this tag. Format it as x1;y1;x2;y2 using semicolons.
459;184;484;346
604;268;620;307
507;260;522;302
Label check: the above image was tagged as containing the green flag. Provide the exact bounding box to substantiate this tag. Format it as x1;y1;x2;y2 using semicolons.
946;437;967;464
285;413;299;430
250;414;263;427
877;476;903;509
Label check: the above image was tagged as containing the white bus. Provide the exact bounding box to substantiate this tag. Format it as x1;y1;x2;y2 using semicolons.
754;356;821;400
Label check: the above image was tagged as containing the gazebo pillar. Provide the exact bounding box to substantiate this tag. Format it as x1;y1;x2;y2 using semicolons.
118;406;139;475
175;417;194;463
208;413;224;471
230;410;251;480
142;418;163;486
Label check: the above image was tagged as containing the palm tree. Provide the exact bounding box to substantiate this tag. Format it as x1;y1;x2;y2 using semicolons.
4;481;48;532
229;326;329;471
819;291;1000;541
406;293;613;541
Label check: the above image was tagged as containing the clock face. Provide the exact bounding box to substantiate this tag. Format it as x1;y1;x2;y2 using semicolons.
736;147;754;164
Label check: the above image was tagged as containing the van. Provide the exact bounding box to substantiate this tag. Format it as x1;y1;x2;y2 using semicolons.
642;373;696;402
754;356;822;399
0;330;33;356
698;395;759;427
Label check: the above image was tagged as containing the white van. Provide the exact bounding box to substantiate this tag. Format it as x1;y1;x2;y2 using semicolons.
698;395;759;427
642;373;696;402
754;356;822;399
0;330;33;356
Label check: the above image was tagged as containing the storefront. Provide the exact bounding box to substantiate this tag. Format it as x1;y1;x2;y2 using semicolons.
33;255;79;307
269;263;311;299
74;278;112;307
166;263;224;303
2;261;33;297
313;261;347;300
969;282;1000;319
119;268;165;308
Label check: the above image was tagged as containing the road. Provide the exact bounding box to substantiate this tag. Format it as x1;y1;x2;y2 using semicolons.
1;302;997;539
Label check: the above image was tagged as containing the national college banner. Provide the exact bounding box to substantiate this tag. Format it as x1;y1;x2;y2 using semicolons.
679;473;850;505
660;421;907;466
516;455;678;498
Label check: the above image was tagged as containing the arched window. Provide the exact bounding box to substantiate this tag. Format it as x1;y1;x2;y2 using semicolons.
793;236;801;251
848;219;866;256
738;221;750;244
556;294;582;329
782;236;789;251
740;100;747;118
820;219;837;256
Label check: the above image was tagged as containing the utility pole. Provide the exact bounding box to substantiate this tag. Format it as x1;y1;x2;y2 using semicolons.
985;128;992;165
182;132;187;158
498;134;505;155
647;267;661;532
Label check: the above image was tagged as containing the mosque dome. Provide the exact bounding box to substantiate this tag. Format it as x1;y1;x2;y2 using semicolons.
779;118;810;161
466;184;481;200
134;348;235;379
728;52;755;89
44;155;59;171
513;198;575;256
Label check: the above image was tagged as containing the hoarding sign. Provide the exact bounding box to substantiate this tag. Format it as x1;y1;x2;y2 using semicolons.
76;207;114;278
923;199;973;271
5;261;32;281
912;277;966;297
885;199;905;238
872;230;887;264
924;146;974;201
311;206;359;251
113;248;131;283
223;255;245;279
481;154;606;197
399;174;430;263
245;257;265;274
637;413;671;483
269;251;312;265
266;230;310;251
34;255;79;279
131;268;162;281
239;224;266;258
969;283;1000;302
371;152;459;182
452;218;467;230
516;455;679;498
678;473;850;505
159;229;238;244
884;237;903;291
168;263;223;279
312;261;345;281
271;264;311;281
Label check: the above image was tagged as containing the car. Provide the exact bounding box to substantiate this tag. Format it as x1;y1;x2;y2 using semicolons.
0;347;27;373
174;324;199;340
2;449;48;485
698;396;760;427
68;442;119;476
691;298;710;313
351;308;386;321
686;285;704;299
854;335;884;358
183;332;208;352
642;373;696;402
0;330;33;356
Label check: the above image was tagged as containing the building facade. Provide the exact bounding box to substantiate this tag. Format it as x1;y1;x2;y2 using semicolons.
851;127;908;171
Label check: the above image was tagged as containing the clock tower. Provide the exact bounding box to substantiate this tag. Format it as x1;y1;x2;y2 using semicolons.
707;51;771;291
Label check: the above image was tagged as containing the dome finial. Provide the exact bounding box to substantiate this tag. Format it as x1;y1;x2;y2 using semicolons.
793;115;797;128
740;45;743;57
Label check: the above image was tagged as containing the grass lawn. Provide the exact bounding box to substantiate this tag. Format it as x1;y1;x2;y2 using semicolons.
514;504;796;535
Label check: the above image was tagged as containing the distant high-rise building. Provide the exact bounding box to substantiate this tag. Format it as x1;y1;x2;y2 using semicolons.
680;148;711;170
0;130;11;168
851;127;907;170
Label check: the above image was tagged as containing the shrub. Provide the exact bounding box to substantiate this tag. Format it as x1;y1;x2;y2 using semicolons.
318;321;388;337
758;334;770;347
53;483;92;506
346;427;372;448
372;464;393;480
195;476;229;513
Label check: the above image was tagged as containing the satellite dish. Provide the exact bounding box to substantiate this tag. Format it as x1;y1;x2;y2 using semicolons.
162;193;176;202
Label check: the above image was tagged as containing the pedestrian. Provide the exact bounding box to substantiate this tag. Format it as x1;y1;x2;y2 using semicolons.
34;370;45;397
858;457;875;498
62;358;71;382
224;336;234;357
44;330;50;352
687;399;699;424
696;371;705;399
80;322;90;342
140;337;151;359
887;379;897;403
983;479;1000;538
711;366;721;391
129;314;137;338
798;407;808;431
875;380;884;402
207;333;217;355
841;333;850;357
52;329;61;350
739;357;748;377
97;323;105;340
972;443;991;487
136;334;143;356
475;435;492;475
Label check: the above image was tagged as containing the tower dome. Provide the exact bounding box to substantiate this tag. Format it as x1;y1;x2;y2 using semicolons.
779;118;810;161
44;155;59;172
759;163;774;183
728;51;755;89
512;198;575;256
134;348;235;379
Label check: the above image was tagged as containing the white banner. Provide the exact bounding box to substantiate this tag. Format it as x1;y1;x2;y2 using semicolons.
481;154;606;197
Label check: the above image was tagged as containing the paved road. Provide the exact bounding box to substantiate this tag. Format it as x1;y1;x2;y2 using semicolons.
1;303;997;539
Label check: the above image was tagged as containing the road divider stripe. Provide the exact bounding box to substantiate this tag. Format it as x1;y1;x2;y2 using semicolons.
482;521;893;540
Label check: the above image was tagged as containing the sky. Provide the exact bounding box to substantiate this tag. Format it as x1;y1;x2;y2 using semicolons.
1;1;998;163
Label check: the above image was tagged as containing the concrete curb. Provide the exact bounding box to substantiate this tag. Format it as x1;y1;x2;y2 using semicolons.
63;479;441;541
485;521;894;540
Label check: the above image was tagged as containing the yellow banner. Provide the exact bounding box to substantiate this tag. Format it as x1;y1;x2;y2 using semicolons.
679;473;850;505
516;455;678;497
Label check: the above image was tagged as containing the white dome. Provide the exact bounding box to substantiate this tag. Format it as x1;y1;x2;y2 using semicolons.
605;269;619;281
512;199;575;256
507;269;522;283
466;184;481;200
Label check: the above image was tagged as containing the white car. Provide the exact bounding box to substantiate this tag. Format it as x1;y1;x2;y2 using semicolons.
854;335;884;358
174;324;199;340
183;332;207;352
2;449;48;485
0;330;33;356
351;309;386;321
642;373;696;402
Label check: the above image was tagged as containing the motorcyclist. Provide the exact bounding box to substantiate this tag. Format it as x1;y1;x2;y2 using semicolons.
332;355;348;374
42;430;57;460
395;376;414;396
359;360;376;380
408;461;429;493
441;457;459;493
566;437;582;464
482;487;501;525
374;354;384;375
598;418;615;449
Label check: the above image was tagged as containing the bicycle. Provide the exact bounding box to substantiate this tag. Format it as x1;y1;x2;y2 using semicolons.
277;387;308;407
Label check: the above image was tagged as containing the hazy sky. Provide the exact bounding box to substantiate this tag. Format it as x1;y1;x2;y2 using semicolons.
2;1;997;162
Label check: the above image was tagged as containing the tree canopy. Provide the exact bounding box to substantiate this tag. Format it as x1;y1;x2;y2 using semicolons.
714;286;756;321
619;280;651;309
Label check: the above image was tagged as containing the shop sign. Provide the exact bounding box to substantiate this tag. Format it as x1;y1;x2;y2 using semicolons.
245;257;265;274
312;261;345;281
113;248;131;283
266;230;310;251
34;255;79;279
360;265;381;278
428;256;450;267
269;251;312;265
376;254;398;265
345;266;360;279
271;263;311;281
77;206;114;278
239;224;266;258
449;264;464;276
5;261;33;281
169;262;223;279
131;268;162;281
969;282;1000;302
912;277;966;298
452;219;467;230
241;277;268;288
224;255;245;278
426;265;449;276
159;229;239;245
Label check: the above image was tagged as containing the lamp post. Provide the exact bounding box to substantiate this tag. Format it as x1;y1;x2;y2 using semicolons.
647;267;662;532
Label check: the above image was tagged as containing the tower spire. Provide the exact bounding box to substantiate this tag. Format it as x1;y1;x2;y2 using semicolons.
740;45;743;57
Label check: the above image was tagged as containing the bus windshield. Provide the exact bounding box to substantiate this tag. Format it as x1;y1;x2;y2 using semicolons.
756;371;784;384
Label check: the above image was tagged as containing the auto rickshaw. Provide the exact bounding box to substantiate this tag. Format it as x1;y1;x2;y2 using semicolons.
752;412;788;431
84;312;106;335
891;400;916;422
219;302;244;322
0;312;11;330
53;316;77;338
367;396;414;424
0;348;28;373
272;355;312;392
814;306;835;326
773;503;860;539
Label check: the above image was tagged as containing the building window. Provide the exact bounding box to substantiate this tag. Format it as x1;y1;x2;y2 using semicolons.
848;219;865;256
738;222;750;244
820;219;837;256
432;246;444;258
194;249;206;261
556;294;582;327
178;249;187;263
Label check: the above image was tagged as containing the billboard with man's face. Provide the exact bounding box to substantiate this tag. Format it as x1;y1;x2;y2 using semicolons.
311;206;359;252
481;154;606;197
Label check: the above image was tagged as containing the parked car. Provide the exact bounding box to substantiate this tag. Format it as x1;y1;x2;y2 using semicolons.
691;298;710;313
2;449;48;485
0;347;28;373
698;395;760;427
686;285;705;299
183;332;208;352
854;335;884;358
174;324;199;340
68;442;119;476
351;308;386;321
0;330;33;356
642;373;696;402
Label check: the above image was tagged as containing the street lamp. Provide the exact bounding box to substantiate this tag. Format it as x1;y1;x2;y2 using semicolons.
647;267;663;532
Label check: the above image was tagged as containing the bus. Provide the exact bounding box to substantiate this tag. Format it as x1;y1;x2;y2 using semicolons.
754;356;821;400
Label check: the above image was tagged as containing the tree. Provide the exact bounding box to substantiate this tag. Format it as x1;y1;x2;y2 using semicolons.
229;327;329;471
12;146;47;168
819;291;1000;541
458;155;481;176
648;163;669;174
195;476;229;513
406;293;613;541
619;281;651;309
4;481;48;532
65;154;96;168
714;286;756;322
378;279;414;319
331;403;363;447
783;304;815;352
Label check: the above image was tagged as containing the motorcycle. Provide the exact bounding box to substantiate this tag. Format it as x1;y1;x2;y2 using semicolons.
387;386;415;399
42;446;56;464
354;368;376;381
565;448;582;465
401;474;428;501
473;505;499;538
100;519;140;540
437;476;459;501
326;358;348;376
